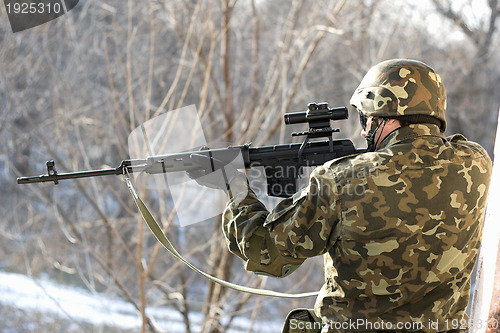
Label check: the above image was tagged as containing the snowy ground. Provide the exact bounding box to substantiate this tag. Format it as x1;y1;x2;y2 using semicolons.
0;271;281;332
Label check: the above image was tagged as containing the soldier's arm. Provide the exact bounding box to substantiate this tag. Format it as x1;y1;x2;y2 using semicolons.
222;165;340;277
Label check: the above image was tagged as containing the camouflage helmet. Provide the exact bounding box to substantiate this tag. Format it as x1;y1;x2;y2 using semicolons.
350;59;447;131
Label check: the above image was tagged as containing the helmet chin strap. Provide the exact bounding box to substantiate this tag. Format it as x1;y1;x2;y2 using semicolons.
365;117;387;152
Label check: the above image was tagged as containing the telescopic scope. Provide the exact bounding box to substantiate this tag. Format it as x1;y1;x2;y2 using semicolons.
284;102;348;125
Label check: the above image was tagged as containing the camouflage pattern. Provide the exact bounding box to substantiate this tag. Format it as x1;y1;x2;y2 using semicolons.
223;123;492;332
350;59;447;131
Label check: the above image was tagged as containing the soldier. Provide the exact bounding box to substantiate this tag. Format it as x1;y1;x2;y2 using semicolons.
190;59;492;332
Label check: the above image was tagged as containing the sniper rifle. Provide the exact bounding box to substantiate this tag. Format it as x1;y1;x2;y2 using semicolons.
17;102;365;197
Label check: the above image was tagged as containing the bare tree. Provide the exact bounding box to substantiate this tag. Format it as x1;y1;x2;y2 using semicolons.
430;0;500;151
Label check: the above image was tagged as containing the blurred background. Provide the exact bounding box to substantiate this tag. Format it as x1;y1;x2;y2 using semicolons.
1;0;499;332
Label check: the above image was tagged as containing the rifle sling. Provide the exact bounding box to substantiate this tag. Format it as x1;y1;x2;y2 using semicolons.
125;176;319;299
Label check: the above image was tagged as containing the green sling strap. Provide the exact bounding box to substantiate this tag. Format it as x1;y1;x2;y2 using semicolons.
125;176;319;298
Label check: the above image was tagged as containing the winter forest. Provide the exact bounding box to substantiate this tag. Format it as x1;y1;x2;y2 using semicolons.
1;0;500;332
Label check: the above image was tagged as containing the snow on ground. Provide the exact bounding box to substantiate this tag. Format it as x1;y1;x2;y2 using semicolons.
0;271;281;332
0;271;182;331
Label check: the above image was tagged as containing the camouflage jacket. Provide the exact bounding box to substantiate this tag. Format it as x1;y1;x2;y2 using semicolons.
223;124;492;332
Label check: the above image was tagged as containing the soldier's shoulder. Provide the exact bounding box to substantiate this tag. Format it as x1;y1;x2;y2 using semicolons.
447;134;491;161
322;151;384;179
325;151;383;168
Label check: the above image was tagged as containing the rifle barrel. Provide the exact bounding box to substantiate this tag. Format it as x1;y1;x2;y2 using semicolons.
16;159;147;184
17;168;121;184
